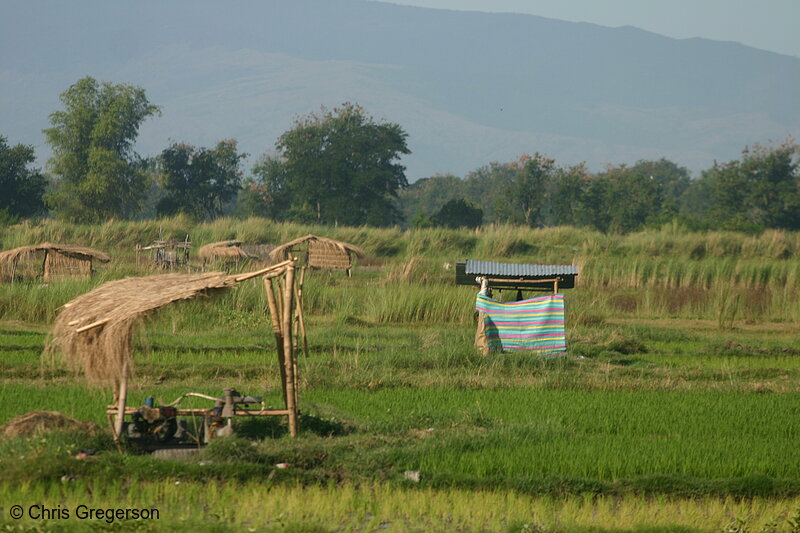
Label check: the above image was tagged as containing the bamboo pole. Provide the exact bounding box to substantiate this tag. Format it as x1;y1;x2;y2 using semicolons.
114;361;129;442
232;259;294;283
282;264;298;437
294;266;308;357
41;250;49;281
264;276;287;405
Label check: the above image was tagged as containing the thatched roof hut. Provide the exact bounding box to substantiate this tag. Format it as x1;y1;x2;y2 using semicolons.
270;235;365;272
198;240;254;265
46;259;301;439
0;243;111;282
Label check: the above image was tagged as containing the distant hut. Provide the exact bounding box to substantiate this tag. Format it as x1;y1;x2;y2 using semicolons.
198;240;255;269
0;243;111;283
270;234;365;276
135;232;191;270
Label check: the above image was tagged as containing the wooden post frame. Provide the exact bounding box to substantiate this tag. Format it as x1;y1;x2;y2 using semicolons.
50;259;305;446
281;263;299;436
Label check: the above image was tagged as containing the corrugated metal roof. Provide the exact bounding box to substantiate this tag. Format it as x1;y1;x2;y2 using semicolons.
465;260;578;277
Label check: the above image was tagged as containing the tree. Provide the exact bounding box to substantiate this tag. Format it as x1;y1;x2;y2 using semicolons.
157;140;246;220
494;154;558;227
603;169;665;233
431;198;483;229
0;136;47;221
573;159;691;233
700;140;800;231
275;103;410;226
545;163;589;227
461;162;517;224
396;174;464;225
43;77;160;222
628;158;691;215
238;154;292;220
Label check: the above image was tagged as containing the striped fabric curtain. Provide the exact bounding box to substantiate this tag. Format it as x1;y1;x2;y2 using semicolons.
475;293;567;356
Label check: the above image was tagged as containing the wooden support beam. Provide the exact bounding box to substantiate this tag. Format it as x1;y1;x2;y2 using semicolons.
282;264;298;437
231;259;293;282
106;408;293;416
113;362;129;443
265;276;287;406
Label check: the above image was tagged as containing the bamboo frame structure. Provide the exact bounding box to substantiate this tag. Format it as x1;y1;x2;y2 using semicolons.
48;259;303;443
135;234;191;270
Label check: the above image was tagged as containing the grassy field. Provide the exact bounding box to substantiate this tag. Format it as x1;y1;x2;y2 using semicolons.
1;218;800;532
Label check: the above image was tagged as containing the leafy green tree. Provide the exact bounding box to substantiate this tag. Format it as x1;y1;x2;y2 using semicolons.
576;159;689;233
603;169;665;233
397;174;464;224
545;163;589;227
701;140;800;231
628;158;691;215
0;136;47;220
43;77;160;222
461;162;517;224
494;154;558;227
275;103;410;226
157;140;245;220
431;198;483;229
409;210;433;228
238;154;291;220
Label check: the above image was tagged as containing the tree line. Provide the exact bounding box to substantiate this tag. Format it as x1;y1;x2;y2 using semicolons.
402;141;800;233
1;77;799;234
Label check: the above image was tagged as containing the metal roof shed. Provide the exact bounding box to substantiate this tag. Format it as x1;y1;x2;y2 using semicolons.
455;260;579;292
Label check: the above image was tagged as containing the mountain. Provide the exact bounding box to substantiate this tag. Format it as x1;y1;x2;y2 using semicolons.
1;0;798;180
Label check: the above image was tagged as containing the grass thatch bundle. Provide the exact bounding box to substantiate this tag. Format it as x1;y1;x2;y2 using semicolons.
48;271;234;386
198;240;254;260
270;234;365;270
0;243;111;282
0;410;102;439
46;263;291;389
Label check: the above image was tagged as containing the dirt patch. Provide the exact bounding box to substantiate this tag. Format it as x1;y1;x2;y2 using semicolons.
0;410;102;439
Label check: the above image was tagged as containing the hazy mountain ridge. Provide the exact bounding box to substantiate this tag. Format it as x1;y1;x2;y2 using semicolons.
1;0;798;179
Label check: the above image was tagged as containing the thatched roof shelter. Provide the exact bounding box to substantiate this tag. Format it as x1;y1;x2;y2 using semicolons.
46;260;302;440
47;264;285;387
270;234;365;272
0;243;111;282
198;240;254;263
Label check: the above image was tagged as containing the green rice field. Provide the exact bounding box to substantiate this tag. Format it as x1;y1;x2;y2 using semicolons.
1;219;800;532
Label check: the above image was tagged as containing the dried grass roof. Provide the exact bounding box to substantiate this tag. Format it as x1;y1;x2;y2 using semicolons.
269;234;365;261
198;240;253;259
46;261;292;387
0;243;111;265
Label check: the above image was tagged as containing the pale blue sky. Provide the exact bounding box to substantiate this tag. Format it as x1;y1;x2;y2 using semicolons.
378;0;800;58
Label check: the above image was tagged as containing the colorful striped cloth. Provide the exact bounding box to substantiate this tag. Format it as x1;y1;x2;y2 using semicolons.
475;293;567;356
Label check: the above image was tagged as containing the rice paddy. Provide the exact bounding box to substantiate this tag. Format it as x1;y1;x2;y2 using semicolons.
1;218;799;531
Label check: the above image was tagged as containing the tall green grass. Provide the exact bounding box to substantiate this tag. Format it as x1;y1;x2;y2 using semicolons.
3;218;799;324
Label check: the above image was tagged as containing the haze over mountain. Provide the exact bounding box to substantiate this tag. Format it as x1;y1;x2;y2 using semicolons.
2;0;798;180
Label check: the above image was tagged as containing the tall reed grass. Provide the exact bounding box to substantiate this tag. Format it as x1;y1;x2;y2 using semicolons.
2;217;799;323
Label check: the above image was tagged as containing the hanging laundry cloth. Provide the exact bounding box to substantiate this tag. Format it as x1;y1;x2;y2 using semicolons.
475;293;567;356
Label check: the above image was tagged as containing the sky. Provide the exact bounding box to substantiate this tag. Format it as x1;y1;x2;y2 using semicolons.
378;0;800;58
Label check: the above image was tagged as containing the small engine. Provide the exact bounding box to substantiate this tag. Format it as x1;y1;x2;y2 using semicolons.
126;399;187;443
